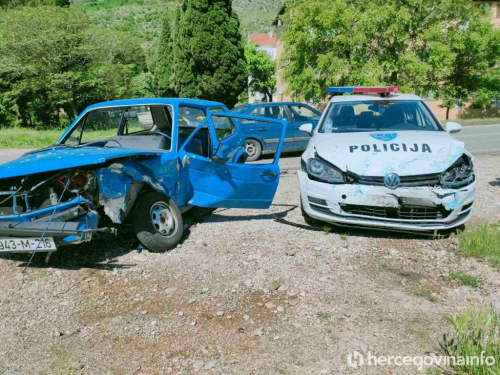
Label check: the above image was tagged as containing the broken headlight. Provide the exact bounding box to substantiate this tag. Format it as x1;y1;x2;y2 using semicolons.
307;158;344;184
441;155;474;188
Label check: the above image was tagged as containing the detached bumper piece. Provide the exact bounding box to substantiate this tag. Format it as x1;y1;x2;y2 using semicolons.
0;220;87;237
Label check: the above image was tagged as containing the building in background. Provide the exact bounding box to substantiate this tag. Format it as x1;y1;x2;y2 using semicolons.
474;1;500;28
247;32;277;103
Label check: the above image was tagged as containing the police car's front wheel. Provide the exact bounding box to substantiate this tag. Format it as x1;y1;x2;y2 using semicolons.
300;197;320;226
245;139;262;161
133;192;184;252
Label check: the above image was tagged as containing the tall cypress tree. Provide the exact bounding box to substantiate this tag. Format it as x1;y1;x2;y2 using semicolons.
172;0;247;107
154;14;174;97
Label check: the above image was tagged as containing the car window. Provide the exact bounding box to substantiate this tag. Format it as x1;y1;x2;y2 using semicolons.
319;100;442;133
123;106;156;134
250;105;286;120
179;106;206;127
209;107;225;113
64;105;174;146
230;105;249;114
288;105;320;121
212;115;235;141
65;107;124;145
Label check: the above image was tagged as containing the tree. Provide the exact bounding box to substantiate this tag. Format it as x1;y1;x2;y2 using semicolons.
245;41;276;102
0;0;51;8
279;0;488;103
440;12;500;118
154;14;174;97
0;6;146;128
54;0;70;7
172;0;247;108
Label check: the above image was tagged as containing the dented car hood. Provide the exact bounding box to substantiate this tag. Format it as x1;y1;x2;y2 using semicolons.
313;131;465;176
0;147;163;179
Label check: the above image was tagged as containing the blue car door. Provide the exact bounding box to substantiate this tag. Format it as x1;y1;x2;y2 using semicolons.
287;104;322;150
179;113;286;209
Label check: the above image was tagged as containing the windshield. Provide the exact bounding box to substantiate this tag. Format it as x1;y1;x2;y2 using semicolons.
62;105;173;146
319;100;442;133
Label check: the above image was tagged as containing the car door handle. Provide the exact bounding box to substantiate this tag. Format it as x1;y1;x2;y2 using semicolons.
260;170;277;177
258;127;268;131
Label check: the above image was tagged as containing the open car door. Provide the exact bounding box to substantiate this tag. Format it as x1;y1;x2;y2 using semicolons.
179;113;286;209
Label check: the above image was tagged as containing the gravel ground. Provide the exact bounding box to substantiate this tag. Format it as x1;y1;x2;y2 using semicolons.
0;154;499;375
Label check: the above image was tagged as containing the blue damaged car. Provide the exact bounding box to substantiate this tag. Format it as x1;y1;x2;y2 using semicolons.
231;102;322;161
0;98;286;253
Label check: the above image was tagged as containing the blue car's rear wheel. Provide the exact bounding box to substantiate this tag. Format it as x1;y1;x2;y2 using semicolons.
133;192;183;252
245;139;262;161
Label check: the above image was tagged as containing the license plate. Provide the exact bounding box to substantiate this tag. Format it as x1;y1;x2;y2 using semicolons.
0;237;57;253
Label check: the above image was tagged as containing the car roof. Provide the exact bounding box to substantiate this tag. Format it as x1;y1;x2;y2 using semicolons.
87;98;226;111
329;93;422;103
244;102;313;107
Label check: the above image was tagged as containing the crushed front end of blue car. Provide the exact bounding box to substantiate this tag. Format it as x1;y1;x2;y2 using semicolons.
0;147;171;252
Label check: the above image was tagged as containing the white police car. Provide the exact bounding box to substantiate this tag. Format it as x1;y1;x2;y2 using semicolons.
298;86;475;231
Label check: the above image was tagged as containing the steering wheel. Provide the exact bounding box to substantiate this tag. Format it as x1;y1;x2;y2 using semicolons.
148;130;172;141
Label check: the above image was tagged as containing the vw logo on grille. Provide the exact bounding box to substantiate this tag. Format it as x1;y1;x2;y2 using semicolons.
384;173;400;190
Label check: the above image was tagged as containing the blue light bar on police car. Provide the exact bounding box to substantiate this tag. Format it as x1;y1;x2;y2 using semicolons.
326;86;401;94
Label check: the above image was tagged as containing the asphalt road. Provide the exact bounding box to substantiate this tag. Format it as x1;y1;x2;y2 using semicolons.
0;125;499;170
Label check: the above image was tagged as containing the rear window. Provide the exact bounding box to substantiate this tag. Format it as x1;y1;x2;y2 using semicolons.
230;105;249;114
319;100;442;133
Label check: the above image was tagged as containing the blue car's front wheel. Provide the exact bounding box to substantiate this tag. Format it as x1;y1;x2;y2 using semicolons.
133;192;184;252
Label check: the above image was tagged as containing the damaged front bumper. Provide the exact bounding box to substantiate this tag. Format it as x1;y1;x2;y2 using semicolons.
0;197;99;247
298;170;475;231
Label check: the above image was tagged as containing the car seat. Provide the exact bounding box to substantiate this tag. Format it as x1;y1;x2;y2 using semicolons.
183;138;203;156
337;105;355;126
382;104;405;127
270;106;281;119
356;111;374;128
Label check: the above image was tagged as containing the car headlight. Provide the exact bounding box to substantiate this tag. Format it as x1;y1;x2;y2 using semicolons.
307;158;345;183
441;155;474;188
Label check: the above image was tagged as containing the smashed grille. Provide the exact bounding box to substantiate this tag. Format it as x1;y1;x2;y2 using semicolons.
339;204;451;220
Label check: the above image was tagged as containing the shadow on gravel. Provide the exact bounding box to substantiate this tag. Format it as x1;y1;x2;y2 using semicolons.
206;204;297;223
489;178;500;186
275;217;463;240
0;206;218;270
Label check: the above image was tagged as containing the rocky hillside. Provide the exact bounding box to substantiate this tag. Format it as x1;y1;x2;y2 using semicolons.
72;0;284;47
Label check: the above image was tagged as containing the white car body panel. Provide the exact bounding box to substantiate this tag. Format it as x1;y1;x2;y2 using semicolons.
313;131;466;176
298;94;475;231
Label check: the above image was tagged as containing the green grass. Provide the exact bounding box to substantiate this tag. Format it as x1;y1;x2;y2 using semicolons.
457;223;500;269
317;312;332;321
0;129;61;148
452;118;500;126
418;290;437;302
439;310;500;375
0;128;121;148
451;272;485;288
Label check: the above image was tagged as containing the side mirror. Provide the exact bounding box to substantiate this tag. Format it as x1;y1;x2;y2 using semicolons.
446;121;462;134
299;123;314;136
